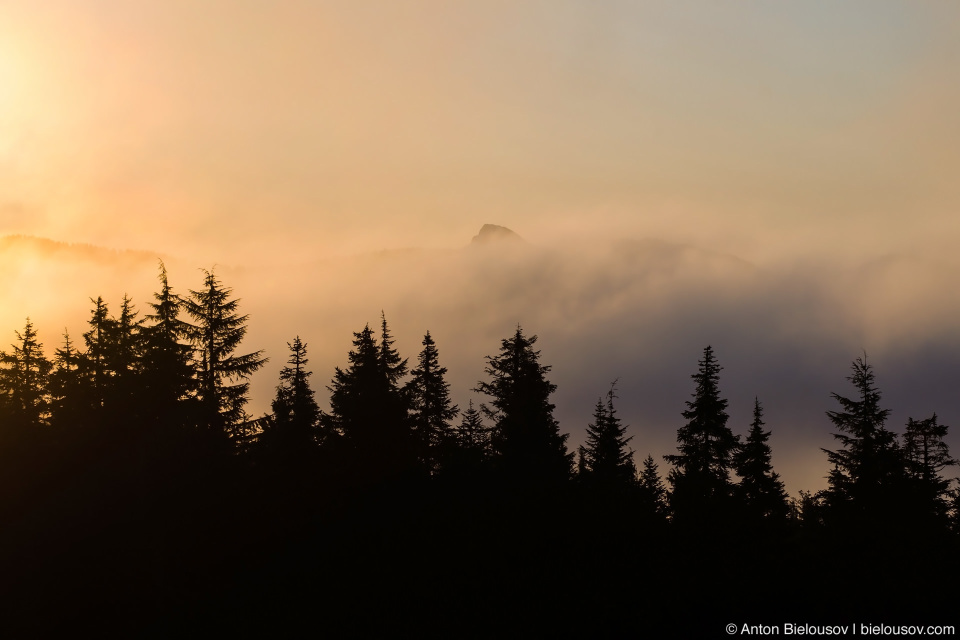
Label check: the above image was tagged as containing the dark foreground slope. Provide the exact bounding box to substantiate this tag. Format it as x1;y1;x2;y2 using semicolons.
1;432;956;638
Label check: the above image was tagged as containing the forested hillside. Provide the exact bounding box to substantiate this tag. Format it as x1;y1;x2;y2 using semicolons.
1;264;958;636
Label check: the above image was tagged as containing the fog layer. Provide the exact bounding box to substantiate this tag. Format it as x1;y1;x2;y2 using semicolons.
4;229;959;495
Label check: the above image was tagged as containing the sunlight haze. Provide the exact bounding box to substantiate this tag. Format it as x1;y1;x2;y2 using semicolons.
3;1;960;495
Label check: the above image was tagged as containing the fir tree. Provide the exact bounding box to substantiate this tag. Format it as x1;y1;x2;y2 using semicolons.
141;261;195;428
664;346;739;523
447;399;492;475
638;454;668;517
0;319;52;429
268;336;321;450
902;414;956;525
733;398;789;523
107;295;143;379
474;326;572;485
81;296;111;414
405;331;458;473
184;269;267;446
822;355;904;527
580;383;636;488
326;323;414;479
104;294;145;423
456;399;490;454
49;331;86;429
379;312;408;388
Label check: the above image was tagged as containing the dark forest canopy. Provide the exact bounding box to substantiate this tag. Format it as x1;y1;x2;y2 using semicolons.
1;263;958;512
0;264;958;634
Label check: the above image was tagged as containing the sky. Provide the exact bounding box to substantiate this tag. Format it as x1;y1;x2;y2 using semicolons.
2;1;960;493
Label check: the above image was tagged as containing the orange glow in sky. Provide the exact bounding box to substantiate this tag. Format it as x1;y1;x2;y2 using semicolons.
2;1;960;494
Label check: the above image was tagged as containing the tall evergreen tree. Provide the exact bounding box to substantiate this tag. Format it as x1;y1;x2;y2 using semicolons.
104;294;145;423
902;414;956;526
267;336;321;451
0;319;52;429
822;355;904;527
456;399;490;454
638;454;669;517
379;312;408;388
664;346;739;523
444;399;492;477
141;261;195;428
733;398;789;523
326;323;414;479
474;326;572;485
579;383;636;488
405;331;458;473
49;330;85;429
184;269;267;446
81;296;111;415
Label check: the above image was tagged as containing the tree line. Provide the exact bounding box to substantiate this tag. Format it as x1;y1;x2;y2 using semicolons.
1;264;958;634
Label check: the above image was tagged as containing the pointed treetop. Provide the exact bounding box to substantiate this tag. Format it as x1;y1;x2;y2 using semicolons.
379;311;408;385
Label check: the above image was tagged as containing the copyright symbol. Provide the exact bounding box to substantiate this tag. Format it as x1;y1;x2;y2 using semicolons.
726;623;738;635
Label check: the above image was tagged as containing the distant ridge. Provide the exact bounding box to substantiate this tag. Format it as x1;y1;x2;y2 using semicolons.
0;234;164;264
470;224;524;245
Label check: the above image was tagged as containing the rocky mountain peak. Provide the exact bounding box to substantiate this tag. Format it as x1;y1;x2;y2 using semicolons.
470;224;524;245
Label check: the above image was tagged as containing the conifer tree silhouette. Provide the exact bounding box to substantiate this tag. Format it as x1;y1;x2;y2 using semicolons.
580;382;636;488
326;321;414;480
266;336;321;453
638;454;669;517
664;346;739;524
141;262;195;429
733;398;789;524
474;326;572;485
104;295;144;425
81;296;112;418
378;312;408;389
451;399;491;472
49;330;85;429
822;355;904;528
902;414;956;526
184;269;267;447
405;331;458;473
0;319;52;429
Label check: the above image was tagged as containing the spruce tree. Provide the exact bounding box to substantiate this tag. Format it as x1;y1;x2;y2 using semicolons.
379;312;408;388
822;355;904;528
141;261;195;428
580;383;636;488
49;331;85;429
638;454;668;517
0;319;52;429
267;336;321;451
902;414;956;526
456;399;490;454
81;296;111;415
474;326;572;485
405;331;458;473
184;269;267;446
447;399;492;476
326;323;414;479
733;398;789;523
664;346;739;523
104;294;144;424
